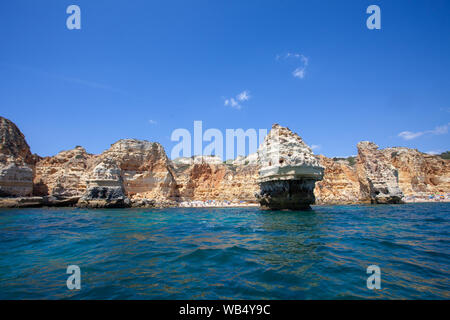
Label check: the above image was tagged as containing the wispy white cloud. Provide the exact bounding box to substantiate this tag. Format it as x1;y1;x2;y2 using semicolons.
224;90;251;110
432;124;449;135
425;150;442;155
148;119;157;125
224;98;241;109
276;52;309;79
398;131;425;140
292;67;306;79
310;144;321;151
398;123;450;140
237;90;250;102
300;55;308;66
0;62;126;94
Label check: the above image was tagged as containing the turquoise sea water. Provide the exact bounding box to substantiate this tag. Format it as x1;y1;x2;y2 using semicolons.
0;203;449;299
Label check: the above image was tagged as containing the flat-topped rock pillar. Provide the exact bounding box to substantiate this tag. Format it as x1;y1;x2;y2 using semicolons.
256;124;323;210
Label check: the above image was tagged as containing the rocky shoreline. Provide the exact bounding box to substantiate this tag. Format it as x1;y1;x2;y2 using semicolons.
1;195;448;209
0;196;263;209
1;116;449;209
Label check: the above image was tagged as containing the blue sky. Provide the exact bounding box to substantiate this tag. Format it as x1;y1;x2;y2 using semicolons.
0;0;449;159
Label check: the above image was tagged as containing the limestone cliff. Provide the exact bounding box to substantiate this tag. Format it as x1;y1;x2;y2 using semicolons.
383;147;450;200
173;161;260;202
78;157;129;208
79;139;179;207
33;146;94;198
0;164;34;197
314;144;450;204
0;116;37;197
314;156;362;204
356;142;403;204
0;116;35;166
103;139;178;200
1;116;449;208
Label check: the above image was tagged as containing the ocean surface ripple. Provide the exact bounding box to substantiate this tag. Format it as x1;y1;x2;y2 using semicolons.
0;203;449;299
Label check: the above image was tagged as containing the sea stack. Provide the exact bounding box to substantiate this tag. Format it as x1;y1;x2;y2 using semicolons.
356;141;404;204
256;124;324;210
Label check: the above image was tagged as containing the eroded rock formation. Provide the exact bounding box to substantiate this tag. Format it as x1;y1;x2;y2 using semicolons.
314;146;450;204
314;156;362;204
256;124;324;210
173;160;260;202
0;164;34;197
0;116;36;166
356;142;403;204
0;116;37;197
79;139;179;207
33;146;94;198
78;157;129;208
383;147;450;199
0;116;449;208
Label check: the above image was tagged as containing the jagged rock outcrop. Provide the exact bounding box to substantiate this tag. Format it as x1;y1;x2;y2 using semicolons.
0;116;37;197
356;142;403;204
315;147;450;204
78;157;128;208
256;124;324;210
384;147;450;199
314;156;362;204
0;116;36;166
108;139;179;201
173;161;260;202
79;139;178;207
0;164;34;197
33;146;94;198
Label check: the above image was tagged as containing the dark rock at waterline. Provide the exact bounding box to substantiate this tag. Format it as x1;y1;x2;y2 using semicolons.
0;196;82;208
77;186;131;208
257;179;317;210
0;196;44;208
43;196;80;207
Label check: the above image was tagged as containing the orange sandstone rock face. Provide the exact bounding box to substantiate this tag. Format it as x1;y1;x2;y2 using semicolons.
383;147;450;199
0;116;37;197
33;146;94;197
355;142;403;204
78;139;179;207
33;139;180;206
314;145;450;204
173;160;260;202
314;156;362;204
0;116;36;166
0;164;34;197
96;139;179;201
